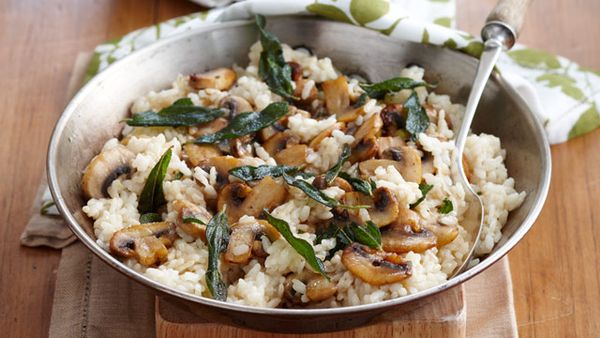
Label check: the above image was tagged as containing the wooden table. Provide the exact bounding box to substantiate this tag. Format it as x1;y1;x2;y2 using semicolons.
1;0;598;336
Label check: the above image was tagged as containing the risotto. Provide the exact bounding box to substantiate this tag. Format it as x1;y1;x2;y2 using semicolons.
81;16;525;308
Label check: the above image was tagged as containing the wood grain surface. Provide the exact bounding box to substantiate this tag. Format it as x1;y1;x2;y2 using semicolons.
0;0;599;337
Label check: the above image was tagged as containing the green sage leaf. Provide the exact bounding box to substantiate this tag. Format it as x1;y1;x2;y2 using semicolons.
325;144;351;184
338;172;374;196
438;198;454;214
228;164;300;182
349;221;382;249
404;91;430;140
138;148;172;214
205;209;230;301
410;183;433;209
195;102;289;144
126;98;224;127
264;210;327;278
282;173;368;210
183;217;206;225
256;15;296;100
360;77;429;99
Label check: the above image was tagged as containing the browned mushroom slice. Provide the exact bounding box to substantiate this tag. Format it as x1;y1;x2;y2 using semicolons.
183;144;222;168
224;220;280;264
218;95;253;119
359;149;422;184
396;207;420;229
230;135;254;158
381;222;436;254
288;61;303;81
240;176;288;218
82;144;135;199
199;156;246;191
274;144;308;167
352;114;383;147
189;68;237;90
322;76;350;116
188;117;228;138
341;187;398;227
336;106;364;123
424;223;459;247
172;200;212;242
306;276;337;302
262;131;300;157
217;182;253;223
376;136;405;158
349;137;378;163
342;243;412;285
109;222;177;266
312;175;353;192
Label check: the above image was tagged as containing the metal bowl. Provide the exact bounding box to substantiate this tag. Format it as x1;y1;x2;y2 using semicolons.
47;16;551;333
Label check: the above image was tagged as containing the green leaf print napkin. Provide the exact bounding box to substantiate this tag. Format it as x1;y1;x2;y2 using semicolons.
86;0;597;143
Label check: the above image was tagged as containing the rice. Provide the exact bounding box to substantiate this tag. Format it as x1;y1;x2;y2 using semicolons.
81;37;525;309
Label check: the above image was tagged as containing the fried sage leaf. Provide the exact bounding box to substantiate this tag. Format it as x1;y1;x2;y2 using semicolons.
126;98;224;127
282;173;368;210
228;164;300;182
338;172;375;197
139;213;162;224
438;198;454;214
264;210;327;277
410;183;434;209
404;91;430;140
349;221;382;250
205;209;230;301
195;102;289;144
325;144;351;184
256;15;296;100
359;77;429;99
138;148;172;214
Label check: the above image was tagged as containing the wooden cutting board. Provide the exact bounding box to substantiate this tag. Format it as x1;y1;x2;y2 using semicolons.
155;285;466;337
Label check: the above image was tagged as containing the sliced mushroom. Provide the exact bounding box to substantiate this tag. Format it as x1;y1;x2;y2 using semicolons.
352;114;383;147
283;275;304;306
172;200;212;242
224;220;280;264
424;223;459;247
342;243;412;285
262;131;300;157
322;76;350;116
288;61;303;81
199;156;251;191
183;144;222;167
349;137;378;163
274;144;308;167
188;117;228;138
306;276;337;302
376;137;405;158
380;104;404;136
229;136;254;158
381;222;436;254
396;207;420;229
359;146;422;183
109;222;177;266
217;182;253;223
312;175;353;192
189;68;236;90
82;144;135;199
336;105;364;123
218;95;253;119
341;187;399;227
240;176;288;218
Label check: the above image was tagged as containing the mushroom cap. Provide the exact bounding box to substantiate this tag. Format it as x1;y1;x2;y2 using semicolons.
381;222;436;254
82;144;135;199
358;146;422;183
341;243;412;285
218;95;253;119
109;222;177;267
172;199;212;241
322;76;350;116
189;67;237;90
224;219;280;264
341;187;399;227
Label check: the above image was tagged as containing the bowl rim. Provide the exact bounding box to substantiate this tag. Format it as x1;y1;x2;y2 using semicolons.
47;16;552;316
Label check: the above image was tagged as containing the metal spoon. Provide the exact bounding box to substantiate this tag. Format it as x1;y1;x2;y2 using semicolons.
451;0;533;277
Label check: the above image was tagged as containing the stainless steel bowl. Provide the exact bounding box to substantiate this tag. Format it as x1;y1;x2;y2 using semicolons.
47;16;551;333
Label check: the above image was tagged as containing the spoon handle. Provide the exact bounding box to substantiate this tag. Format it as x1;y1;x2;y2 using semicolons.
487;0;534;38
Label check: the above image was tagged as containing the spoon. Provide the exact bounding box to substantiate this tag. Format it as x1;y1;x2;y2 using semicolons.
451;0;532;277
